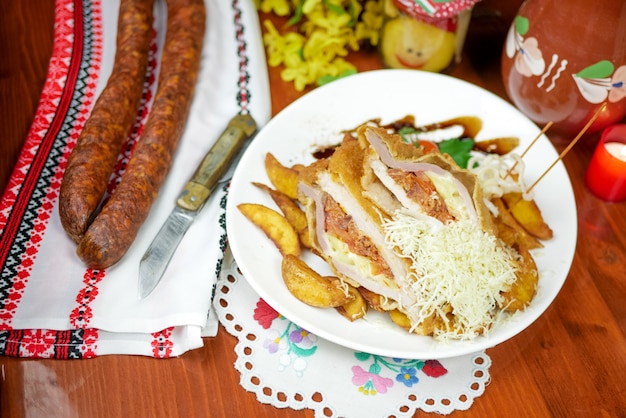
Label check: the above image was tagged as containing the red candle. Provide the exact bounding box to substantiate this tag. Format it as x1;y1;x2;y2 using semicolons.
585;124;626;202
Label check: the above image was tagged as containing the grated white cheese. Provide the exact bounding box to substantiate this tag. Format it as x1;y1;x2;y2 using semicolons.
382;213;519;341
467;152;533;201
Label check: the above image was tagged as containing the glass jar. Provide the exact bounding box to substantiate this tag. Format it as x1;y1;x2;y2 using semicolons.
379;0;478;72
501;0;626;136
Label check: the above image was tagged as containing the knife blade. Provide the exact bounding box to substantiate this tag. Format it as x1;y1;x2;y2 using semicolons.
138;113;257;299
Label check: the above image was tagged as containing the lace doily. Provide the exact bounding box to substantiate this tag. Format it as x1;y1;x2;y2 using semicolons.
214;250;491;416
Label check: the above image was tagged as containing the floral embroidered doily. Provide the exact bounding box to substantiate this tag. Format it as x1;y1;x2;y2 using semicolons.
214;250;491;416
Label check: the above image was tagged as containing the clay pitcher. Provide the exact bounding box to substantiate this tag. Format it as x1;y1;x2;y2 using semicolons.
501;0;626;136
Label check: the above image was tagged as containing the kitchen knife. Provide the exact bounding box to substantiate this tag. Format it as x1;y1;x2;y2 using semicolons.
138;113;257;299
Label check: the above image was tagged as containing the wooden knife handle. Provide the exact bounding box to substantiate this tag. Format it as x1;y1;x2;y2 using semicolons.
177;114;257;211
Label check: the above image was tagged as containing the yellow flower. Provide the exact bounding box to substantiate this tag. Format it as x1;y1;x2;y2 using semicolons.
303;31;349;61
301;0;324;14
281;62;316;91
302;2;361;50
355;0;384;46
258;0;293;16
263;20;305;67
257;0;384;90
324;57;356;76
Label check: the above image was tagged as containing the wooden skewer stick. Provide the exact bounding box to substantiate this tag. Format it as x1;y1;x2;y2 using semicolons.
504;121;554;179
526;102;607;194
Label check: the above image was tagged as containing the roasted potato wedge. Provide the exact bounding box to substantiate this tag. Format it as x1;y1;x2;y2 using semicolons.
501;191;523;207
492;215;519;248
252;181;272;193
281;254;353;308
502;192;553;240
474;137;520;155
501;244;539;311
238;203;300;256
336;284;368;321
265;152;299;200
491;198;543;249
389;309;412;330
358;287;387;312
253;182;313;249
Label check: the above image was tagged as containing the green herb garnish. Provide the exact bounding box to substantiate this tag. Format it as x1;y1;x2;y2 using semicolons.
397;126;419;144
438;138;475;168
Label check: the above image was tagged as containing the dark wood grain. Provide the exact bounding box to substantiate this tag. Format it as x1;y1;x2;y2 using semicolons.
0;1;55;191
2;1;626;417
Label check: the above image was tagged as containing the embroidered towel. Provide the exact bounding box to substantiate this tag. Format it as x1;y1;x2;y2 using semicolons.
0;0;270;358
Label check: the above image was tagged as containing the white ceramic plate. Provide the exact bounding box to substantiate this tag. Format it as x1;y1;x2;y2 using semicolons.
226;69;577;359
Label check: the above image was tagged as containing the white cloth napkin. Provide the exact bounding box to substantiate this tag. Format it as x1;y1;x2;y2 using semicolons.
0;0;270;358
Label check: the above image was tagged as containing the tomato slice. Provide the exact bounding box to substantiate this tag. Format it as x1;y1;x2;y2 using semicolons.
419;140;438;154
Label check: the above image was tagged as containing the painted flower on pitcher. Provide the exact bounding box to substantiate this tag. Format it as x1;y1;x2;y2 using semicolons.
572;60;626;104
505;15;545;77
351;352;448;396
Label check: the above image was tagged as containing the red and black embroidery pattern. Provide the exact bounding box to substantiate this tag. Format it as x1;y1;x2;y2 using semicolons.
0;0;256;359
0;0;101;358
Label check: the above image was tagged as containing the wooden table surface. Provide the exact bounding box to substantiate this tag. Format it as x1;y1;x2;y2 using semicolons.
2;1;625;417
